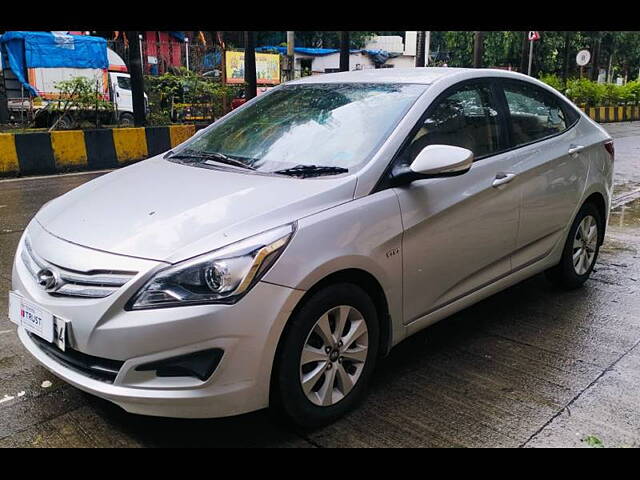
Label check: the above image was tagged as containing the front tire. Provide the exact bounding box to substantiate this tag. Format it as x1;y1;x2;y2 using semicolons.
545;202;603;289
272;283;379;428
119;112;135;127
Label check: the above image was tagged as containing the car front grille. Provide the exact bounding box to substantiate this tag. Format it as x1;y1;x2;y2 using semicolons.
28;332;123;383
22;236;137;299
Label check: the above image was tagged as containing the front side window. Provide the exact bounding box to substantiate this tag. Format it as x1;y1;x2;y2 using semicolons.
401;82;501;165
503;81;567;146
117;76;131;90
173;83;427;174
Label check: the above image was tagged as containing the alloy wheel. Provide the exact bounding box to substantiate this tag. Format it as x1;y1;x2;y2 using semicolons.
573;215;598;275
299;305;369;407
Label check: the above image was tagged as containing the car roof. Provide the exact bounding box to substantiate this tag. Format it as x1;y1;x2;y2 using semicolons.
286;67;538;86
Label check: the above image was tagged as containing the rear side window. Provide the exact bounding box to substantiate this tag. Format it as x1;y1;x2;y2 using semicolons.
401;82;502;165
503;81;568;147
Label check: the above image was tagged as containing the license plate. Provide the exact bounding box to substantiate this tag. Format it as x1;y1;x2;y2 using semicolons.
8;292;67;351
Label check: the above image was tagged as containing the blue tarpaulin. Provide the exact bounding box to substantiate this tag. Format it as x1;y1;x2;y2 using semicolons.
255;46;396;66
0;31;108;96
256;46;362;56
169;31;185;42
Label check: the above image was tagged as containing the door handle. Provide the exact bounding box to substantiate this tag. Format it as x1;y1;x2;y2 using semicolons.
492;172;516;187
568;144;584;156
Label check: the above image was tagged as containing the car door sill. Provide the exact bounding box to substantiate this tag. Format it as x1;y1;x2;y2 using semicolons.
405;252;552;331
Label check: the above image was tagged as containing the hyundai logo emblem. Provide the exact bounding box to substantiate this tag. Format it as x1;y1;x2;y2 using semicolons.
36;268;58;290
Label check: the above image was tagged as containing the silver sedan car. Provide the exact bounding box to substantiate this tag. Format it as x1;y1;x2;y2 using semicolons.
9;68;613;427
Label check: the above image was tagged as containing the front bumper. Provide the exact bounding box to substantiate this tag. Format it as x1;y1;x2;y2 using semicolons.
12;223;304;418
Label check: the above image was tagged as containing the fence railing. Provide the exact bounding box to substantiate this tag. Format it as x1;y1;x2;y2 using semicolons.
108;39;220;75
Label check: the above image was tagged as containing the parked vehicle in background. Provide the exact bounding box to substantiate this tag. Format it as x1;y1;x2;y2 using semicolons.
230;86;274;110
9;68;613;427
0;31;147;128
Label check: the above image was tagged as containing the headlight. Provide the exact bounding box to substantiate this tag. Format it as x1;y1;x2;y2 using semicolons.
128;223;295;310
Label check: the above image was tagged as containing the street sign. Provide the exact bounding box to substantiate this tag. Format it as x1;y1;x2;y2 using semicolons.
576;49;591;66
528;31;540;42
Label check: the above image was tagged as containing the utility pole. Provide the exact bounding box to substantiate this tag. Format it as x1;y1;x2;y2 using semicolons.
211;31;228;113
424;31;431;66
527;37;534;76
591;32;601;81
473;31;484;68
286;31;295;81
339;31;350;72
519;31;528;73
562;31;571;88
244;31;257;100
415;31;426;67
126;31;146;126
0;70;9;124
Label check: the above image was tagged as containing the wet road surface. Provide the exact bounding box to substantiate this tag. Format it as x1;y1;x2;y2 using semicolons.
1;123;639;447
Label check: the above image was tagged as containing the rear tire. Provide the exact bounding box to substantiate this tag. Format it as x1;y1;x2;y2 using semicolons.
545;202;603;289
272;283;379;428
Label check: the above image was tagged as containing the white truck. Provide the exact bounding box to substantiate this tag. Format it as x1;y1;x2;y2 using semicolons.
0;31;146;128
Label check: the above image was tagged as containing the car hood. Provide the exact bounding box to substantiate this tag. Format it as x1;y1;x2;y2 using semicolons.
35;157;356;263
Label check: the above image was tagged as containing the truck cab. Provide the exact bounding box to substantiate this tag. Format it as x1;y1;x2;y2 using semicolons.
107;47;148;126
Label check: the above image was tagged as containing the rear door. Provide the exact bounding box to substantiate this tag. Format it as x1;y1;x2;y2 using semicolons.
498;79;588;270
392;80;521;324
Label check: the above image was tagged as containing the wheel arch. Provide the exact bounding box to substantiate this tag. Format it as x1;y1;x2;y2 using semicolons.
582;191;608;245
272;267;394;376
268;267;394;410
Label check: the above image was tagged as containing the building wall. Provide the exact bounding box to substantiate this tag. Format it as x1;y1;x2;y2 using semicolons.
387;56;416;69
295;51;415;76
296;52;376;75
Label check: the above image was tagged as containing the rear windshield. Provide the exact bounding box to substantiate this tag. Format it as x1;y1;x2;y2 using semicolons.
173;83;428;173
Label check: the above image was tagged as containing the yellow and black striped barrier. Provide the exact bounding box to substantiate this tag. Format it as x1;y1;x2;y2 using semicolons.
0;124;196;177
581;105;640;123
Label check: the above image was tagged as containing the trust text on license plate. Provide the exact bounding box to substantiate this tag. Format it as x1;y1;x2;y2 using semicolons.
8;292;67;351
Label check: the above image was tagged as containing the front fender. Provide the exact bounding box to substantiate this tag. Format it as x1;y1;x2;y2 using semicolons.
263;190;405;345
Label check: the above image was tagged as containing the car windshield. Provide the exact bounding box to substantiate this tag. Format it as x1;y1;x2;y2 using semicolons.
170;83;427;175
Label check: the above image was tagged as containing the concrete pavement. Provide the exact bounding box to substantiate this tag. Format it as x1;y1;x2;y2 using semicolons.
1;122;640;447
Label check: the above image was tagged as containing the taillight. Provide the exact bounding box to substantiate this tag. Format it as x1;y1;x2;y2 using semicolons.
604;140;614;160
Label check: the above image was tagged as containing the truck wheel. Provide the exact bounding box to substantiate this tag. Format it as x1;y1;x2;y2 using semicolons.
119;113;134;126
55;114;76;130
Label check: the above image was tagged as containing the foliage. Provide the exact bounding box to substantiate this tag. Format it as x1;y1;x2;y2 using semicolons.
429;31;640;82
551;77;640;106
144;67;232;125
51;76;113;128
564;78;602;105
582;435;604;448
538;74;565;93
620;80;640;104
54;76;113;112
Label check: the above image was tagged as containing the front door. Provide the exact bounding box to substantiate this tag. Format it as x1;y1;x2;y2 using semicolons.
393;80;521;324
111;73;133;115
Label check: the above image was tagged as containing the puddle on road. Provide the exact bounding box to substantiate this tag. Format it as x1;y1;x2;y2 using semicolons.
609;197;640;229
614;181;640;197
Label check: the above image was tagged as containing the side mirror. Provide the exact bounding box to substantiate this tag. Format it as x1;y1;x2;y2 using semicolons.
410;144;474;176
389;144;474;187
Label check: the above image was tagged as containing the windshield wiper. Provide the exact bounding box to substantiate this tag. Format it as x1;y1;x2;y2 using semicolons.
169;150;255;170
273;164;348;178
